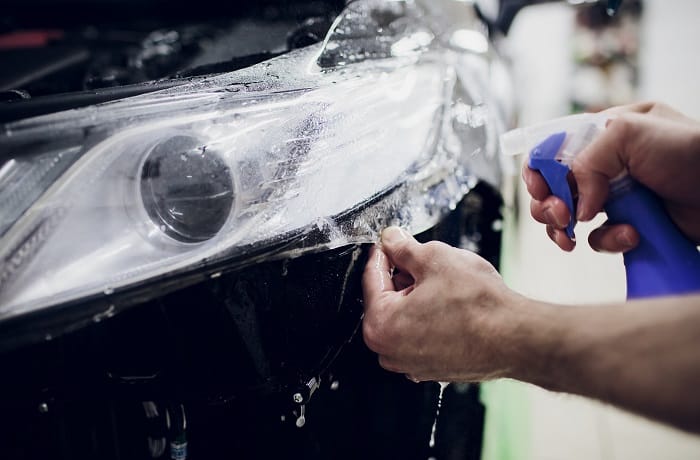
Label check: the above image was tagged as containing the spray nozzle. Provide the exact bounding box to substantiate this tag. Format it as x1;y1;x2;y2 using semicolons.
500;113;609;239
500;113;609;159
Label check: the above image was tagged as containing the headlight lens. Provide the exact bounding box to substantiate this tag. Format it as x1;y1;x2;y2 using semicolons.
0;0;509;325
140;135;235;243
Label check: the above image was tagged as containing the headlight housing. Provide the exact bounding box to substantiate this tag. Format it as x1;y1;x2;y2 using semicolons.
0;0;510;338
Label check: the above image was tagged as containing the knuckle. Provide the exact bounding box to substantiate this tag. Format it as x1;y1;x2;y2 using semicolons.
607;114;634;139
362;317;384;353
647;100;667;113
421;241;450;273
421;242;437;257
378;356;402;373
474;255;498;275
422;240;447;257
390;240;413;261
479;256;494;271
362;309;399;355
530;200;546;223
634;100;657;113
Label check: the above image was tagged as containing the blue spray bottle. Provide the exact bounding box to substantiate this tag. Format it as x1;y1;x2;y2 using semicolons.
500;113;700;299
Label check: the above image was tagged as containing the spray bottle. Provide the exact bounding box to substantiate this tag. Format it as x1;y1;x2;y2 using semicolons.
500;113;700;299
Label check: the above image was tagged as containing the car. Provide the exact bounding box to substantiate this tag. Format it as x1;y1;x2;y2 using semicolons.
0;0;522;458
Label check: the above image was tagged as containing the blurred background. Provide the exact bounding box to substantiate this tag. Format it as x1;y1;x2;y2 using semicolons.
483;0;700;459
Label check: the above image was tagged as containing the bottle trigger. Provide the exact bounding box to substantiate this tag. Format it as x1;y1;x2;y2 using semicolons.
527;132;576;238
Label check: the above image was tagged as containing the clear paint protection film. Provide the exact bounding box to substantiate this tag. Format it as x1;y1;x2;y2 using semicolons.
0;0;509;324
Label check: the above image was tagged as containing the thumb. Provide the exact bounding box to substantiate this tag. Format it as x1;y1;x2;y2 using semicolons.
572;117;630;221
380;227;426;279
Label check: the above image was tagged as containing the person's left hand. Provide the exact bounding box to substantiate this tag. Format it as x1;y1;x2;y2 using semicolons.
361;226;523;382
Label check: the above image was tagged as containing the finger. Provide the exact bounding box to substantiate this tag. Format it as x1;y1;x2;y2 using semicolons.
588;223;640;253
362;245;397;309
530;196;571;229
574;112;690;221
546;225;576;252
380;227;426;279
572;117;631;221
522;163;552;201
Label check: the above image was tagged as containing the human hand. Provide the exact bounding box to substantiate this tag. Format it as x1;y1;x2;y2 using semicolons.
361;226;526;383
523;102;700;252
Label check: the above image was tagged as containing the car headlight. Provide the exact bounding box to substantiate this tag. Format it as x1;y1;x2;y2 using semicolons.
0;0;508;329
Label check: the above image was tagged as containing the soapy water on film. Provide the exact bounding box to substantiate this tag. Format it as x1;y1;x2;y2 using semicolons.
0;0;506;317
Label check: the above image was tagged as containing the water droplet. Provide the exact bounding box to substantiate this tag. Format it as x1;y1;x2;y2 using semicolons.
210;272;222;279
93;305;116;323
103;287;114;295
330;380;340;391
295;404;306;428
453;102;488;128
429;382;450;449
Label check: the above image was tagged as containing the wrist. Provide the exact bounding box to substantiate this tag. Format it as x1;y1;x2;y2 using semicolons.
496;295;570;388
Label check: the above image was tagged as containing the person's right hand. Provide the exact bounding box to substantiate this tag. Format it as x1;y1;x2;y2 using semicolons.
522;102;700;253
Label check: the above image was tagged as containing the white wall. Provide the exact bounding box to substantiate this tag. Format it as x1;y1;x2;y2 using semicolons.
639;0;700;119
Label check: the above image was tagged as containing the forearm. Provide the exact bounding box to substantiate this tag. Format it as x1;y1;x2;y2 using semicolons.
502;294;700;433
361;229;700;431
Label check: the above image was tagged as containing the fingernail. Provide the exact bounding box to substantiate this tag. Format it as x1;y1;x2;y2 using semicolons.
381;226;408;245
544;207;565;229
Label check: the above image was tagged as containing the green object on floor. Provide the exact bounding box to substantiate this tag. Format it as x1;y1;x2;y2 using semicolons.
480;194;531;460
481;380;531;460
